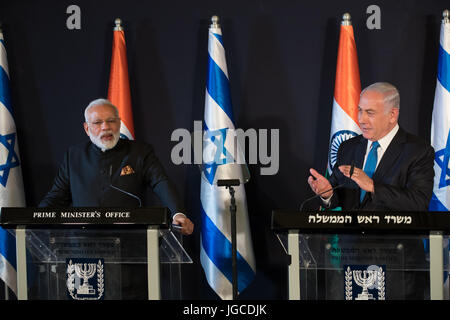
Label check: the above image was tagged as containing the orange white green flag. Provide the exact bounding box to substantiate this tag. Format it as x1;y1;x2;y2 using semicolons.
107;18;135;140
327;13;362;175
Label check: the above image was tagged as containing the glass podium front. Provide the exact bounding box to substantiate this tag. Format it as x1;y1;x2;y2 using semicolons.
272;210;450;300
21;228;191;300
0;207;192;300
277;232;449;300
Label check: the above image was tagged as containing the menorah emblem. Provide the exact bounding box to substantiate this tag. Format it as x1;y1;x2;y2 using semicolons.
345;265;385;300
67;258;104;300
353;270;377;300
75;263;97;295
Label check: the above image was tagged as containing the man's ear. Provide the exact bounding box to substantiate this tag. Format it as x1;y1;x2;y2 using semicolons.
83;122;90;136
390;108;399;123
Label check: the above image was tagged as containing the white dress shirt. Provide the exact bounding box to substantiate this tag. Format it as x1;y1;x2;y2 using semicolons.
362;124;399;170
321;124;399;204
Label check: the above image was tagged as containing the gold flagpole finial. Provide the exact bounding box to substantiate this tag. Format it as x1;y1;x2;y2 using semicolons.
443;10;450;24
114;18;123;31
210;15;220;28
342;13;352;26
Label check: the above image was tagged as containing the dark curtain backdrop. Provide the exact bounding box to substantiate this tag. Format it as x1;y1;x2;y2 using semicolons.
0;0;446;299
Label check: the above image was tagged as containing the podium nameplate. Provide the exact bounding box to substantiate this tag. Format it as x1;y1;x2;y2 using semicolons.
272;210;450;234
0;207;171;228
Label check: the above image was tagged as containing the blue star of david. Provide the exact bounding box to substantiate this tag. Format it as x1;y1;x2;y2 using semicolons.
203;128;234;185
435;129;450;189
0;133;20;187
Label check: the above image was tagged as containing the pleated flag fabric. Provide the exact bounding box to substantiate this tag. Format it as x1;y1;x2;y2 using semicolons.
200;17;256;300
430;12;450;211
327;14;362;175
0;29;26;297
108;19;135;140
428;11;450;297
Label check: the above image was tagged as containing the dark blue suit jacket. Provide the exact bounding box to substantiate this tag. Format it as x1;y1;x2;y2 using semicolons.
328;127;435;211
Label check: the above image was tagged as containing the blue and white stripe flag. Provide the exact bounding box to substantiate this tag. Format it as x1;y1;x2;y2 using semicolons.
430;12;450;211
200;16;256;300
0;29;26;297
429;10;450;298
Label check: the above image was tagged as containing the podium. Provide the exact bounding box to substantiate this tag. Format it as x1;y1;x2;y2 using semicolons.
271;210;450;300
0;207;192;300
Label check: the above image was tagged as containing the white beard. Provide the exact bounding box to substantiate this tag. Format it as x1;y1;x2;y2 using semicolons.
89;130;120;152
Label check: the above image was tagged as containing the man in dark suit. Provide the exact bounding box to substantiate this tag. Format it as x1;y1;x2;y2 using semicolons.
309;82;434;209
39;98;194;234
39;99;194;299
308;82;434;299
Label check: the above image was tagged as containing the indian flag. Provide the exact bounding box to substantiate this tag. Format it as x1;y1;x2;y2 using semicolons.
327;13;362;175
107;18;135;140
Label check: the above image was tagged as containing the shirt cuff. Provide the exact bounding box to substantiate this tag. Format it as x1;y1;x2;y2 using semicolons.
172;212;186;220
320;195;332;207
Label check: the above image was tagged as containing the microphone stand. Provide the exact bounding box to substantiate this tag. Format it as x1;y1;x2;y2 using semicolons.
299;184;341;211
109;184;142;207
217;179;240;300
109;165;142;207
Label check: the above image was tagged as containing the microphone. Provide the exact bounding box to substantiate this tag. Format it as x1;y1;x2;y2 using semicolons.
217;179;240;187
109;165;142;207
299;184;344;211
299;163;355;211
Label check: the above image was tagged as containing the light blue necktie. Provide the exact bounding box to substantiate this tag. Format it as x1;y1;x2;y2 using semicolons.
360;141;380;203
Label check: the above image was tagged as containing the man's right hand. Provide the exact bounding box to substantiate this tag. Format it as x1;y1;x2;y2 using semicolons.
172;214;194;236
307;168;333;199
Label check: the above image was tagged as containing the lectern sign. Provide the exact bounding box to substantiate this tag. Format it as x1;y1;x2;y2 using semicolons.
0;207;171;227
67;258;105;300
271;210;450;234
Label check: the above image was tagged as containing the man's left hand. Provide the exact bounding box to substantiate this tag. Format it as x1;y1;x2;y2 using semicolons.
339;165;375;193
172;214;194;235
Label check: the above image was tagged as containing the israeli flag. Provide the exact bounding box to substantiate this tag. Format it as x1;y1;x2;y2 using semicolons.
430;13;450;211
429;11;450;298
0;29;26;297
200;17;256;300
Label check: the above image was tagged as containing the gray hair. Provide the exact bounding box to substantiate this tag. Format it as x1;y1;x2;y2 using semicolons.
84;98;119;122
361;82;400;111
